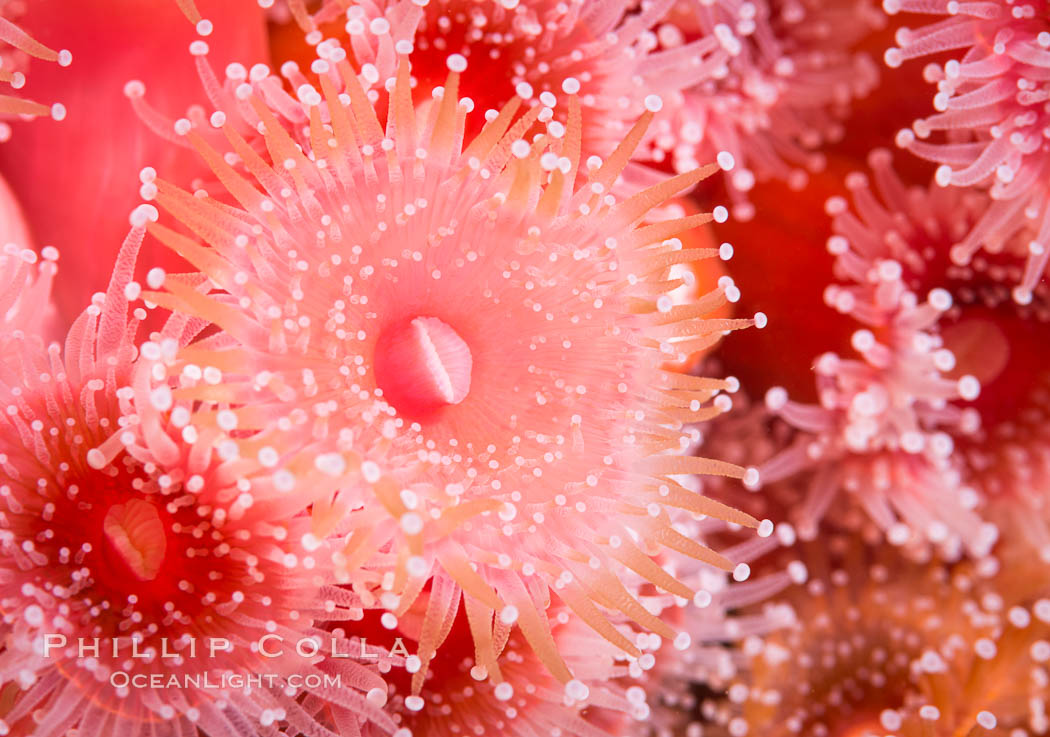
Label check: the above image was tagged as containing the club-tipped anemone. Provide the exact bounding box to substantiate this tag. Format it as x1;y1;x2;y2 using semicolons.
0;4;71;139
727;532;1050;737
885;0;1050;303
287;0;732;174
346;589;646;737
133;43;767;684
753;150;996;556
761;150;1050;561
640;0;883;221
272;0;879;218
636;517;800;737
0;214;395;737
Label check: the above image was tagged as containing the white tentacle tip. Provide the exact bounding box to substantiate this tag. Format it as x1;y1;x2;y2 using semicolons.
957;375;980;401
743;467;760;489
976;712;997;730
124;80;146;98
446;54;467;72
86;448;107;469
561;77;580;95
765;386;788;411
146;267;166;289
928;287;952;311
1012;286;1034;305
894;128;915;148
129;204;159;227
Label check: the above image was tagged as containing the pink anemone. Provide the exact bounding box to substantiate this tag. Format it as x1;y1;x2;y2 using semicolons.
885;0;1050;302
641;0;884;220
755;150;997;556
352;589;647;737
0;211;395;737
131;38;771;689
275;0;881;219
728;530;1050;737
281;0;728;176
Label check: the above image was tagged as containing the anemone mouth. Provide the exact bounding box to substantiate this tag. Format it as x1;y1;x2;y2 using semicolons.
374;315;473;419
3;441;247;637
939;317;1009;389
102;498;167;582
27;457;185;618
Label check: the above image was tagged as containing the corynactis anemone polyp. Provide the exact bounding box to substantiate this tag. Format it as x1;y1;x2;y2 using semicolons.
790;150;1050;558
637;518;801;737
0;3;71;139
642;0;883;220
345;587;644;736
281;0;880;219
730;531;1050;737
289;0;729;168
134;41;772;687
755;150;996;555
885;0;1050;303
0;218;394;736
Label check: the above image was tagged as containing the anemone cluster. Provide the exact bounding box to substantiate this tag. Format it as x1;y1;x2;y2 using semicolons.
0;1;1047;736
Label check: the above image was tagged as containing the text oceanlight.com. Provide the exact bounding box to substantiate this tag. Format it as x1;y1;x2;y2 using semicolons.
41;635;413;691
109;673;342;690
